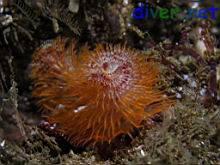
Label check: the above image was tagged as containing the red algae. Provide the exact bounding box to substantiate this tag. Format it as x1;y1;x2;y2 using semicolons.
31;37;174;146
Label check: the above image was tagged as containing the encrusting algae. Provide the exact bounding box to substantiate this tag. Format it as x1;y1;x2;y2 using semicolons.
31;37;174;146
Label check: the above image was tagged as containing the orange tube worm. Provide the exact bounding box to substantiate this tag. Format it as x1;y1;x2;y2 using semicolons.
31;37;174;146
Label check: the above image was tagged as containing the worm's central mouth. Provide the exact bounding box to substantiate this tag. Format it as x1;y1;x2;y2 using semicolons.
88;53;134;94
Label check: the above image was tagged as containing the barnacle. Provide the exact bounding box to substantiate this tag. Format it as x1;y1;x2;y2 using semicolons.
31;37;174;146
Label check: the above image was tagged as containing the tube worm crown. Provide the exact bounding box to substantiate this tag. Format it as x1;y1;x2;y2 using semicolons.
31;37;174;146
